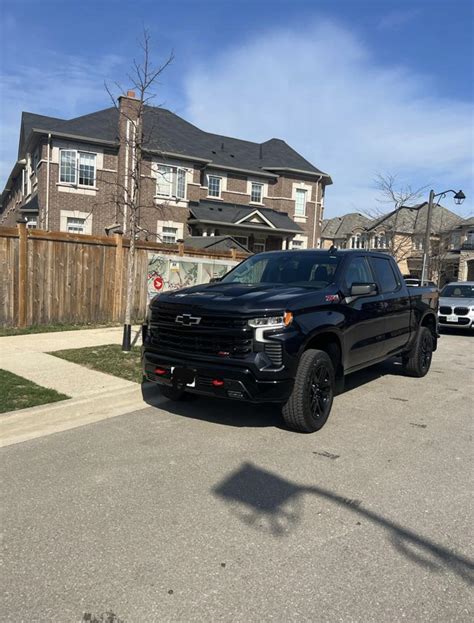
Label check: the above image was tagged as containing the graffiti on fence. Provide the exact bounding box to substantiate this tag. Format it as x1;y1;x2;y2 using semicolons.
147;254;237;300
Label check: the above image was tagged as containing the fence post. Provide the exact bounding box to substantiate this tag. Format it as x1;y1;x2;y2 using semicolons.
17;221;28;328
178;241;185;256
231;248;237;261
113;231;124;322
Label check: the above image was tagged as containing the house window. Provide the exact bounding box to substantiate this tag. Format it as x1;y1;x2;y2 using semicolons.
291;239;304;248
250;182;263;204
208;176;222;198
253;240;266;253
290;235;308;249
66;217;86;234
295;189;307;216
26;217;37;229
413;237;424;251
162;226;178;244
155;164;186;200
59;150;96;186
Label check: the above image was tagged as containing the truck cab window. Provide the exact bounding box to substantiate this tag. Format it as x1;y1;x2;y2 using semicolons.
370;257;399;293
344;257;373;290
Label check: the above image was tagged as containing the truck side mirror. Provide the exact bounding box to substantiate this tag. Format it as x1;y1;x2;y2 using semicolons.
350;282;378;296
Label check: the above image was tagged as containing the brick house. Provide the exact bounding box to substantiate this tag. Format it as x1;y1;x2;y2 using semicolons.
0;92;332;253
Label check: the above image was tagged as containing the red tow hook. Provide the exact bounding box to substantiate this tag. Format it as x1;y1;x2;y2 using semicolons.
154;367;167;376
211;379;225;387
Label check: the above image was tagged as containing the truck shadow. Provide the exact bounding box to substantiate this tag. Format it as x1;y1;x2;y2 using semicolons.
213;462;474;585
141;357;407;427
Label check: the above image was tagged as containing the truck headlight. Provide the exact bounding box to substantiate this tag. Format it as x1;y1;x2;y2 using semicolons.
248;312;293;330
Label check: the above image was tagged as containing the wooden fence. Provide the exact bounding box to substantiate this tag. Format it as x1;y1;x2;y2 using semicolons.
0;224;247;328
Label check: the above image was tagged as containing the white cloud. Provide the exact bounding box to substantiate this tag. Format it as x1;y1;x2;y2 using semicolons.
0;52;123;187
184;20;473;217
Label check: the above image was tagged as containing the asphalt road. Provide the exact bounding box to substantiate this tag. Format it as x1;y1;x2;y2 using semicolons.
1;332;473;622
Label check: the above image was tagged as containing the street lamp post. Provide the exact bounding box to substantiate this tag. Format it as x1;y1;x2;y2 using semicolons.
420;189;465;284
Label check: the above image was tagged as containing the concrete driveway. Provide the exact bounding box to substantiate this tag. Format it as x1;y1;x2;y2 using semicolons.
1;332;473;622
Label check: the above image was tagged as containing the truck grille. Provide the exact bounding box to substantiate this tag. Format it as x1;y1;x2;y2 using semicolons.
454;307;469;316
439;306;452;315
150;305;252;358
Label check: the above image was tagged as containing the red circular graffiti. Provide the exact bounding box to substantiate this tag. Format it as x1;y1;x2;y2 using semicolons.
153;276;163;290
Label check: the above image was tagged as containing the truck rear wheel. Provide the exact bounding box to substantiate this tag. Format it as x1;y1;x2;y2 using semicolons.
403;326;433;377
282;349;335;433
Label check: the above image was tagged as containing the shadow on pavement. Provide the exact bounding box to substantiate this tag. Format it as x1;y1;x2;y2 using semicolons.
213;462;474;585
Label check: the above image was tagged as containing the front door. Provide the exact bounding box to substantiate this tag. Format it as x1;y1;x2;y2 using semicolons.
342;255;386;370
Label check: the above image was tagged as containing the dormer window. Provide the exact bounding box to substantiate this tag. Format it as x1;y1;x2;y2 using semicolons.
59;150;96;187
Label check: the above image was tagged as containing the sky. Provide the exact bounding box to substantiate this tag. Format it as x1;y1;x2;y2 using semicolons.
0;0;473;218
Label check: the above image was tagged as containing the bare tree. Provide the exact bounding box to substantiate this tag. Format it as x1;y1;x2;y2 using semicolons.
104;31;173;350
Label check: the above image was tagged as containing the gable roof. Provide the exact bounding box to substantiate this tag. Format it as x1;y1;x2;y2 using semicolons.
321;212;372;238
366;202;462;234
17;105;330;181
188;201;302;233
185;235;250;253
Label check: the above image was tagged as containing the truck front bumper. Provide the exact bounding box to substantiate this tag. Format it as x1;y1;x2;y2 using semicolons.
142;350;294;403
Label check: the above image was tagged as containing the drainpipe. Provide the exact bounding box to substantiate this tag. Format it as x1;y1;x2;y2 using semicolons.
312;175;323;248
45;133;51;230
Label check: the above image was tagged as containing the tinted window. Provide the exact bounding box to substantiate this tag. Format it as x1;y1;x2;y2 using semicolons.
221;252;341;288
371;257;399;293
344;257;373;289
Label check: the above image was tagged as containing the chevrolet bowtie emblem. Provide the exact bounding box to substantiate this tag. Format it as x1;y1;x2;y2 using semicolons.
175;314;201;326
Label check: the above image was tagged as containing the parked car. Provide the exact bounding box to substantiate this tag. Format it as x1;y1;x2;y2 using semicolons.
143;250;439;433
403;275;437;288
438;281;474;331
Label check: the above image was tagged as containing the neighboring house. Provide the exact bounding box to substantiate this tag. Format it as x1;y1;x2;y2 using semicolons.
0;92;332;253
436;216;474;283
321;203;465;281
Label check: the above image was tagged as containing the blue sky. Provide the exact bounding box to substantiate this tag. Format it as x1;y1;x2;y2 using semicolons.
1;0;473;217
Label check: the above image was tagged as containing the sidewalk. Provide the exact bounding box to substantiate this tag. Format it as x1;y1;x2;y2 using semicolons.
0;326;161;447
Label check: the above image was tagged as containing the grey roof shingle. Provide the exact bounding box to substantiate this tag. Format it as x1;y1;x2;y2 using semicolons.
18;105;329;180
184;235;250;252
321;212;371;238
189;201;302;233
366;202;462;234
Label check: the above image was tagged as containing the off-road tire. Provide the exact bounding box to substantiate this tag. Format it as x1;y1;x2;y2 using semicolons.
282;349;335;433
403;326;433;378
159;385;187;401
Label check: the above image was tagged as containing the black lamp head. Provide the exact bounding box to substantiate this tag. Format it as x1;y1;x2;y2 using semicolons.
454;190;466;205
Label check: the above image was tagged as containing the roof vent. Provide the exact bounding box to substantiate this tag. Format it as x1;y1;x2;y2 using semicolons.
259;144;263;159
230;154;234;158
212;150;216;154
221;142;225;151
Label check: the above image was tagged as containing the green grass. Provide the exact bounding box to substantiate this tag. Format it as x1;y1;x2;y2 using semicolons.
50;344;142;383
0;322;121;337
0;369;70;414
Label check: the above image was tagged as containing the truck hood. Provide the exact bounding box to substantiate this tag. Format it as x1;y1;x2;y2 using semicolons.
152;282;331;315
439;297;474;308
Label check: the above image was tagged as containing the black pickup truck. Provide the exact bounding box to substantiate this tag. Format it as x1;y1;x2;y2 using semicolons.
142;249;438;433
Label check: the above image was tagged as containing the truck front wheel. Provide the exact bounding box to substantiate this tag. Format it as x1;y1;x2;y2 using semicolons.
282;349;335;433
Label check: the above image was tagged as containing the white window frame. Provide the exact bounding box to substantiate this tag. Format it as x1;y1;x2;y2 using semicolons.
253;239;266;253
207;175;222;198
157;220;184;244
26;216;38;229
66;216;86;234
250;182;264;204
295;188;307;216
154;163;187;200
59;149;97;187
60;210;93;235
290;234;308;249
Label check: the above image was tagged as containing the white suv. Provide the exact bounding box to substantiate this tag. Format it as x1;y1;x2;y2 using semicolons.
438;282;474;330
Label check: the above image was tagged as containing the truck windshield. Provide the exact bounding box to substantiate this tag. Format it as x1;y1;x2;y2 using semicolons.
221;252;341;288
440;284;474;298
